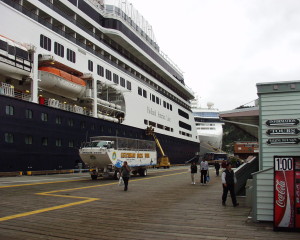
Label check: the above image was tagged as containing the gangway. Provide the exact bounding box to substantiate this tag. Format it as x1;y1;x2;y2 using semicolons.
146;126;170;168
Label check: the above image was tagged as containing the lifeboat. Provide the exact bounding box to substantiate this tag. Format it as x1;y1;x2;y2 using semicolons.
0;35;32;80
38;66;86;99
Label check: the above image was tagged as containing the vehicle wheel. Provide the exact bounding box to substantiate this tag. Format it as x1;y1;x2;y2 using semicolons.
91;174;97;180
132;171;138;176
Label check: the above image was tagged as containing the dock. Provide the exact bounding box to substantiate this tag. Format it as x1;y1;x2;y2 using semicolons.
0;166;299;239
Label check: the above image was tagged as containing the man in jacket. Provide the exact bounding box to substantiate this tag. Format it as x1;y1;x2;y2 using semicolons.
221;163;239;207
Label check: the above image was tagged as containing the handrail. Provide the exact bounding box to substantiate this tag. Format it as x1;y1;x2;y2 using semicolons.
234;156;259;195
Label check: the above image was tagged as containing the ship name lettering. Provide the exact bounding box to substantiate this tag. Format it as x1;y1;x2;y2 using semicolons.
147;107;156;116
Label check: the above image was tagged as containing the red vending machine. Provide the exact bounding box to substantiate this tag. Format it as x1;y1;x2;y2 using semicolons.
274;156;300;231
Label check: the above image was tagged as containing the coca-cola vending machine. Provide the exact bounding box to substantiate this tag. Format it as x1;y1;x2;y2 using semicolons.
274;156;300;231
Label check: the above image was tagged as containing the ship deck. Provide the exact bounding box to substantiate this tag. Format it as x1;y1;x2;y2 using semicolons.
0;167;299;239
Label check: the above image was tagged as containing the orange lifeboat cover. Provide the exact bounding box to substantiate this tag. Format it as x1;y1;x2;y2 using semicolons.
39;67;86;86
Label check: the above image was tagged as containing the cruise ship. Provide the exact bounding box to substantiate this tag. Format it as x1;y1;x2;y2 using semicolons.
0;0;199;172
191;99;223;157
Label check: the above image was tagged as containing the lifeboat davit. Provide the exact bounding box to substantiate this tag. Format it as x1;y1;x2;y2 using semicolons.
38;66;86;99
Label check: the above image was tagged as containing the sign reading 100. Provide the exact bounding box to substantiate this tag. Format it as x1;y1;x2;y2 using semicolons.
274;157;293;171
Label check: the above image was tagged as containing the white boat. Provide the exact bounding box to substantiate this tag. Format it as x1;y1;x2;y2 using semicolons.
79;136;157;179
191;100;224;157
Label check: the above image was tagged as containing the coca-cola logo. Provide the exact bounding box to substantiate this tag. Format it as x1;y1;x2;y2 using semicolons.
276;179;286;208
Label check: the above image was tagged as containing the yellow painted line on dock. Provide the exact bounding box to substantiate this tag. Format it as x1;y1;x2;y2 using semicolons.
0;179;88;189
0;169;187;222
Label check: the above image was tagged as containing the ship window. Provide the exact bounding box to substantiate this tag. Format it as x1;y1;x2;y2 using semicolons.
179;121;192;131
120;77;125;87
149;121;156;127
0;39;7;51
143;90;147;98
8;45;15;55
157;124;163;129
126;80;131;90
166;103;169;109
165;126;170;131
106;69;111;80
56;116;62;124
170;104;172;111
25;109;33;119
40;35;51;51
163;101;166;108
68;141;74;147
68;119;74;127
25;135;33;145
41;113;48;122
5;105;14;115
54;42;64;58
16;47;29;60
5;133;14;143
178;109;189;119
56;139;62;147
113;73;119;84
67;49;76;63
156;97;159;104
138;87;142;96
144;119;148;125
152;94;155;102
42;137;48;146
88;60;93;72
97;65;104;77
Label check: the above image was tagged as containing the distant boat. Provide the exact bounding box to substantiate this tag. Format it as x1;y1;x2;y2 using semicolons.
191;99;224;157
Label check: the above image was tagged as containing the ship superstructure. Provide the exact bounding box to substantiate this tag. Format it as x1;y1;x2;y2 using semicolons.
191;99;224;156
0;0;199;172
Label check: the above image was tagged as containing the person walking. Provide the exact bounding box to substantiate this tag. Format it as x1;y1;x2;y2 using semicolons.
120;161;131;191
222;162;239;207
214;161;220;176
200;158;209;185
190;162;197;184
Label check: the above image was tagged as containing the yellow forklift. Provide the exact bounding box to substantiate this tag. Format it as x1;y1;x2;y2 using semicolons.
146;126;170;168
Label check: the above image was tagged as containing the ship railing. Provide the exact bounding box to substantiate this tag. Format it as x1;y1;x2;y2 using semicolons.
0;82;15;97
0;82;32;101
44;98;93;116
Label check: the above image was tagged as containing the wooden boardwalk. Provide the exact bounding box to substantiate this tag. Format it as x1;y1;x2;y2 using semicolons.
0;167;299;239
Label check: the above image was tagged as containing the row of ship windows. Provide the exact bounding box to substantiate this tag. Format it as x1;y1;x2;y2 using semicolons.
41;35;76;63
199;127;216;130
41;35;132;90
6;105;193;135
144;119;192;138
4;133;75;147
144;119;173;132
138;87;173;111
179;131;192;138
6;105;98;129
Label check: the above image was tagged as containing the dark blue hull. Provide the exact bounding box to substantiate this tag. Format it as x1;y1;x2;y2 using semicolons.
0;95;198;172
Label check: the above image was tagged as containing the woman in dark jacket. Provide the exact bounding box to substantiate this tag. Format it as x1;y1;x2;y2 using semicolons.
120;161;131;191
190;162;197;184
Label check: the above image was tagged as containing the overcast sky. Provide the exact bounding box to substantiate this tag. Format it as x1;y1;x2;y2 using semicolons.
127;0;300;111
